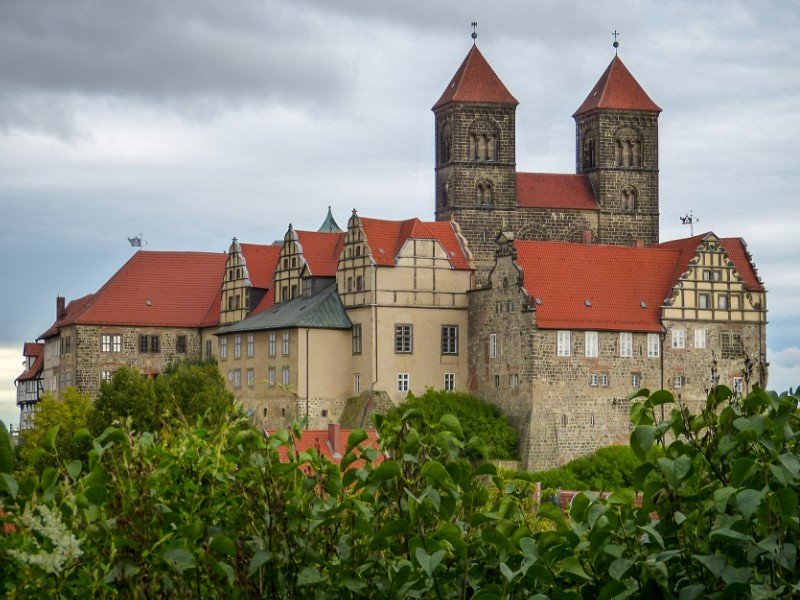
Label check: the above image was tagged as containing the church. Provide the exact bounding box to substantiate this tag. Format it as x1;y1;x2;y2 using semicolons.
16;41;767;470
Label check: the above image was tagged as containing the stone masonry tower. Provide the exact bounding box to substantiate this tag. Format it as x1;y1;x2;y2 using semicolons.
573;56;662;245
433;45;519;278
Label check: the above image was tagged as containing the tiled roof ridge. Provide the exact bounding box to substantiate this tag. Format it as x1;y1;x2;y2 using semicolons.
573;56;661;116
433;45;518;109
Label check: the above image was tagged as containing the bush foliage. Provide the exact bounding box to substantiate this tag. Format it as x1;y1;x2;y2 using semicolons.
385;389;518;459
1;384;798;598
532;445;645;491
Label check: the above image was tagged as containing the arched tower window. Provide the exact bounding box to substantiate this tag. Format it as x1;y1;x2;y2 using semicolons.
440;123;452;164
614;128;642;167
468;119;500;162
476;180;493;206
441;180;450;207
621;186;637;212
582;136;596;169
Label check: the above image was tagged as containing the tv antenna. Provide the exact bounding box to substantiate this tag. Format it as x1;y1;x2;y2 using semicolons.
679;211;699;237
127;234;147;248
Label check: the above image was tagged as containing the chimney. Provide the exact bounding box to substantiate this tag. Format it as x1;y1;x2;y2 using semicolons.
327;422;341;457
56;296;66;320
634;239;645;248
582;231;592;245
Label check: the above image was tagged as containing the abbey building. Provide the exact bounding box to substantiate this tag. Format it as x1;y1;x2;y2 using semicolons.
16;44;767;470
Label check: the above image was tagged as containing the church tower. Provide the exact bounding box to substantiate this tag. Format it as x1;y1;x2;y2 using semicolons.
433;44;519;278
573;55;661;245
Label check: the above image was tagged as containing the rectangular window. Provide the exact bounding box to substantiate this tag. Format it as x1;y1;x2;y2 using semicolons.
441;325;459;355
246;368;254;387
139;334;149;353
721;332;744;359
698;293;710;309
397;373;409;392
585;331;599;358
632;373;641;389
268;333;276;357
647;333;660;358
489;333;498;358
303;278;312;297
176;335;187;354
718;295;729;310
496;301;504;314
205;340;212;359
101;334;112;352
100;370;113;382
713;270;723;282
395;324;413;353
619;332;633;357
282;366;290;386
219;337;228;359
356;275;364;291
671;329;686;349
702;270;712;281
60;336;72;354
233;369;241;389
508;373;519;388
557;331;571;357
733;377;744;394
268;367;276;387
354;373;361;393
589;373;599;387
673;375;683;389
444;373;455;391
150;335;160;353
494;374;500;387
347;277;353;292
352;324;362;355
600;374;609;387
694;329;707;349
290;284;297;299
282;332;290;356
234;335;242;358
507;301;514;312
246;335;254;358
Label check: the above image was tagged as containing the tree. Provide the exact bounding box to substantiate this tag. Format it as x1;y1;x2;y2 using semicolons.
17;388;92;465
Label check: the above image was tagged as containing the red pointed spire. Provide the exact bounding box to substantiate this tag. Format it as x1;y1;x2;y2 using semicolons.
573;56;661;116
433;45;518;110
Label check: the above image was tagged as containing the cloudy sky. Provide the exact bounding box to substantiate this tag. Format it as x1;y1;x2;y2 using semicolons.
1;0;798;426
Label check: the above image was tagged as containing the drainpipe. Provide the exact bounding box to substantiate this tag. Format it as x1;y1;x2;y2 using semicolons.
372;266;378;391
305;328;310;429
659;328;666;422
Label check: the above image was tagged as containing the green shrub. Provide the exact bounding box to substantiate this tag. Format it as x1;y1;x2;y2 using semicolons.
384;389;518;459
531;445;647;491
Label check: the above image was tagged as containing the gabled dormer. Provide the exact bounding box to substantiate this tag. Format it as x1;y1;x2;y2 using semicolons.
274;225;305;303
275;223;346;303
660;233;766;323
220;237;252;325
337;210;375;307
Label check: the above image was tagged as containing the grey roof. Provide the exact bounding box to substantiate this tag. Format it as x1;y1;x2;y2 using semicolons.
216;283;351;335
318;206;344;233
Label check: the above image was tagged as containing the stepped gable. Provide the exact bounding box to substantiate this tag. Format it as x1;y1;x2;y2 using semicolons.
360;217;471;270
516;173;599;210
15;343;43;383
71;251;227;328
296;231;346;277
574;56;661;116
433;45;518;109
657;233;764;292
514;240;680;332
38;293;95;340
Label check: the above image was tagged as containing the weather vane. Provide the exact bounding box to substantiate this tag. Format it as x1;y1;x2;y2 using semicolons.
680;211;699;236
127;233;147;248
612;30;620;55
471;21;478;43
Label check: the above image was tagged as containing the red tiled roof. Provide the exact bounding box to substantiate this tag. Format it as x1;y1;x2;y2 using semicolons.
433;45;518;109
574;56;661;116
268;428;383;469
38;293;95;340
360;217;471;270
74;251;226;328
241;243;282;289
516;173;599;211
15;342;44;383
296;231;345;277
514;240;680;332
657;233;764;293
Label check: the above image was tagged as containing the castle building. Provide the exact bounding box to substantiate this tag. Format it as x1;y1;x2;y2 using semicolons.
16;41;767;470
14;342;44;430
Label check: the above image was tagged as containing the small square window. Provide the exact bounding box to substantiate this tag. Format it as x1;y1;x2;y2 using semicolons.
631;373;641;389
599;374;609;387
441;326;459;355
444;373;455;391
589;373;599;387
397;373;409;392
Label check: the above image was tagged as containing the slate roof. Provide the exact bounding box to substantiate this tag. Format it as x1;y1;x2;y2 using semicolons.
516;173;599;211
433;45;518;109
216;283;351;335
318;206;344;233
15;342;44;383
360;217;471;270
574;56;661;116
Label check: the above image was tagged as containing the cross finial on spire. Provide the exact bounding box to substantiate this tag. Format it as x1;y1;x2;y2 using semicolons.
612;30;620;55
471;21;478;44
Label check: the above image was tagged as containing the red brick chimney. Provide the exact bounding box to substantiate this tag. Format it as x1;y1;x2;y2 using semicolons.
327;423;341;457
56;296;66;320
582;231;592;245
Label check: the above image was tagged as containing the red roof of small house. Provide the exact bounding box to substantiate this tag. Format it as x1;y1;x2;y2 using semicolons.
574;56;661;116
296;231;345;277
433;45;518;109
38;293;95;339
514;240;680;332
71;251;226;328
267;428;383;469
657;233;764;293
516;173;599;211
360;217;471;270
15;342;44;383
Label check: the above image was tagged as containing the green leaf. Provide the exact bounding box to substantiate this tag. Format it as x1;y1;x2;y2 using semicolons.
731;457;755;486
42;425;60;453
520;537;538;562
631;425;656;460
421;460;452;484
0;422;13;474
537;501;566;529
678;584;706;600
0;473;18;499
710;528;751;542
607;488;635;506
609;557;634;581
475;463;497;476
560;556;591;581
247;550;271;576
433;522;466;560
371;460;402;483
648;390;675;407
694;554;725;578
437;414;463;439
657;454;691;487
736;488;764;519
66;460;82;480
162;548;195;573
632;462;654;491
372;519;412;545
500;562;516;581
771;488;798;517
713;487;737;513
297;566;325;586
346;428;368;452
415;547;445;577
210;535;236;557
71;428;92;445
779;453;800;478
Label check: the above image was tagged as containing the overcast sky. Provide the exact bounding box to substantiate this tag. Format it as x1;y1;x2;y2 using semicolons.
1;0;799;426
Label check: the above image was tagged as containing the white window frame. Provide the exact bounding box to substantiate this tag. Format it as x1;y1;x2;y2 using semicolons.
694;329;707;349
282;366;290;386
282;332;290;356
352;324;362;355
441;325;459;355
489;333;498;358
619;332;633;357
718;295;729;310
647;333;660;358
631;373;641;389
354;373;361;393
268;367;276;387
671;329;686;349
100;370;113;382
246;368;254;387
733;377;744;394
589;373;599;387
395;325;413;354
698;293;710;309
673;375;683;389
397;373;409;392
246;335;254;358
233;335;242;358
600;374;609;388
444;372;455;391
219;337;228;359
585;331;599;358
233;369;241;389
508;373;519;388
268;333;276;357
557;331;571;357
